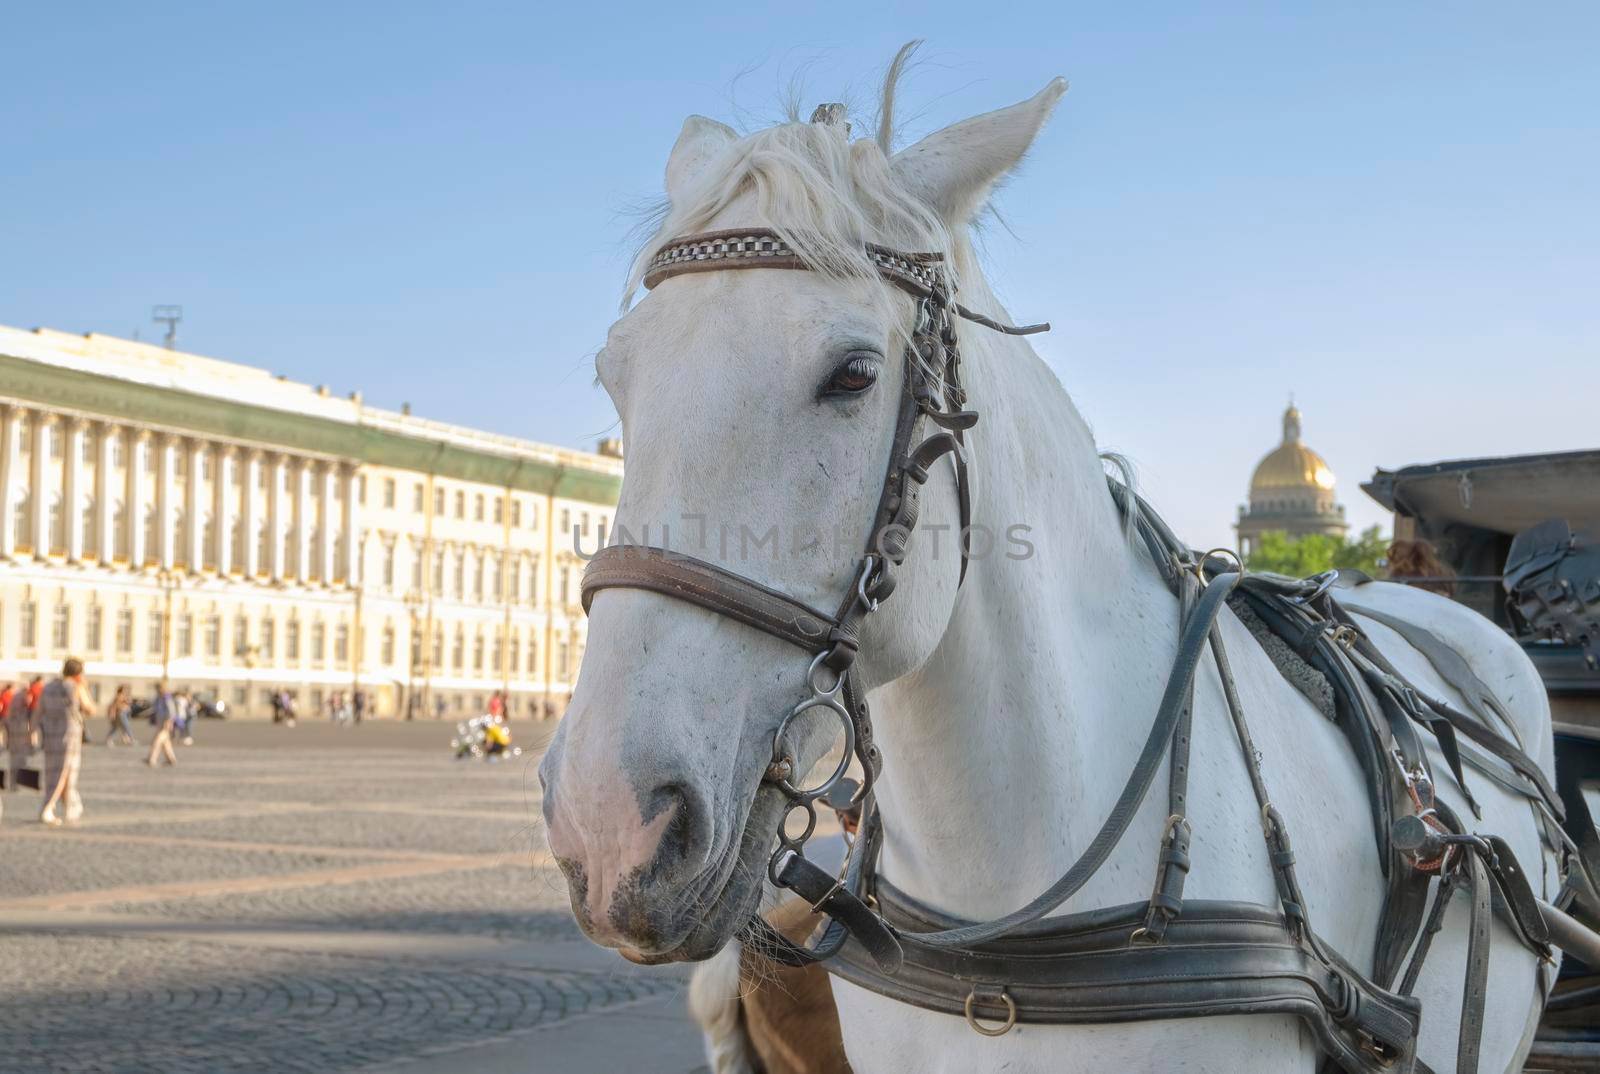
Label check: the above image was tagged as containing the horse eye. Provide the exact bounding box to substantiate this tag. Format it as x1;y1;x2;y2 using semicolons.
821;354;880;398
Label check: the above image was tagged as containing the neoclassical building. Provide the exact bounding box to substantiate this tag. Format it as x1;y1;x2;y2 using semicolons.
0;323;622;718
1235;403;1348;557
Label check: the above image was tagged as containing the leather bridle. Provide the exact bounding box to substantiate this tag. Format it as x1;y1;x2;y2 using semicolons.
580;226;1576;1074
582;226;1044;972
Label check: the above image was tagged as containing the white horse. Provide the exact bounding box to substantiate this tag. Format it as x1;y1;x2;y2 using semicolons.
539;57;1559;1073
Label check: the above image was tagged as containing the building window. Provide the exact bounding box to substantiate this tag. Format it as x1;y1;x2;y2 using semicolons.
204;614;221;657
433;487;444;516
201;453;213;481
381;622;396;665
491;554;503;602
557;641;570;681
508;629;519;673
383;478;396;508
431;629;443;668
311;621;326;661
560;568;570;606
116;608;133;653
454;490;465;518
112;434;125;468
334;623;349;664
359;475;368;503
49;425;62;460
453;551;464;596
148;611;165;656
526;636;538;676
82;498;96;553
512;500;522;527
413;484;423;512
528;559;539;604
383;544;396;589
508;559;520;602
473;556;484;602
491;631;502;673
234;614;249;657
474;493;485;521
411;547;423;591
452;628;464;670
51;604;70;650
82;433;95;465
409;626;421;670
48;495;64;554
177;613;193;656
581;512;590;536
260;616;275;660
493;497;503;525
286;619;300;660
473;632;484;672
561;509;570;536
86;605;103;652
598;515;608;546
528;503;538;530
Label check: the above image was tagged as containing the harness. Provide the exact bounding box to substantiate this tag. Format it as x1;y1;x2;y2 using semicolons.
580;226;1573;1074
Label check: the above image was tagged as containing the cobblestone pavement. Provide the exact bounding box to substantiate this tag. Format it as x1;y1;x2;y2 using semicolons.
0;722;707;1074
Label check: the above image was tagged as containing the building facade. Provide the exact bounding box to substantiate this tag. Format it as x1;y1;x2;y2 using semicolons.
1235;403;1348;556
0;324;622;719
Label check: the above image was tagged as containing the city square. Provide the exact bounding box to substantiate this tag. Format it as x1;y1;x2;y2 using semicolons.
0;722;706;1074
4;8;1598;1073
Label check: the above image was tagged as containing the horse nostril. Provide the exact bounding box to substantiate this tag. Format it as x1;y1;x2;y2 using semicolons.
647;782;709;873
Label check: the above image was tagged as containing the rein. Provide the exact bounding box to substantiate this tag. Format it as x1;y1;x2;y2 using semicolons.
580;226;1574;1074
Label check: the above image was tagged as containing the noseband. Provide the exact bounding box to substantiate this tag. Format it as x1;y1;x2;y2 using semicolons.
581;227;1046;969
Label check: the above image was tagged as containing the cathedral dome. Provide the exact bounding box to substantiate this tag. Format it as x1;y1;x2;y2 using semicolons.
1249;404;1336;494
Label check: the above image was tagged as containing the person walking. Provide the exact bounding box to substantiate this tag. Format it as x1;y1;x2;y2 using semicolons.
103;685;137;747
352;689;368;726
3;678;35;795
175;689;195;746
37;658;97;826
145;682;179;768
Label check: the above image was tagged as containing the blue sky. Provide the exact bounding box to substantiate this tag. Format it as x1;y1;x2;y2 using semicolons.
5;3;1596;549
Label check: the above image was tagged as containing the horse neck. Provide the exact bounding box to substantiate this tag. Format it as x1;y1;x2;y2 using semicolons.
868;280;1181;919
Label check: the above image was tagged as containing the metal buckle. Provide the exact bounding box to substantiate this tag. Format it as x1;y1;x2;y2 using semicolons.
1192;547;1243;589
1290;570;1340;605
963;987;1018;1037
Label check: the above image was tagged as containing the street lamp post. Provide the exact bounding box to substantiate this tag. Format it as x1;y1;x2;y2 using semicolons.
155;567;183;685
402;587;423;721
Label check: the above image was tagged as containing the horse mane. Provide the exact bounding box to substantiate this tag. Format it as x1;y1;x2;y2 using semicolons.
623;47;959;313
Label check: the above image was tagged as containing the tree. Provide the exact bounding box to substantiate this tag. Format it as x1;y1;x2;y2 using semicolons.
1244;526;1388;579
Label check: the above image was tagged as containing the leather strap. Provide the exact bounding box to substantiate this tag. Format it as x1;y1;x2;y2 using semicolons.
582;545;838;654
831;891;1420;1074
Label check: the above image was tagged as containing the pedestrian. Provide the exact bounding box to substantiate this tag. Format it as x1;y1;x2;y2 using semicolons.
487;691;504;719
175;689;195;746
352;689;368;725
4;678;34;794
103;685;137;747
434;695;446;721
146;681;179;768
25;675;44;716
37;658;97;826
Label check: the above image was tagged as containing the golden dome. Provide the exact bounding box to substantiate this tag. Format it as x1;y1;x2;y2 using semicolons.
1250;404;1337;493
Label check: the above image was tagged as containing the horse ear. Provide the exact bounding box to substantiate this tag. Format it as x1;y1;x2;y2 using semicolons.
666;115;737;204
891;78;1067;226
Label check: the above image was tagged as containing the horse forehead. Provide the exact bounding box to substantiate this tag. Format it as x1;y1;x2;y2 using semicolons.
621;272;880;373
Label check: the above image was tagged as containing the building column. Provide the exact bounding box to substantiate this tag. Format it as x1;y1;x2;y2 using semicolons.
242;450;262;577
294;460;314;582
156;433;178;569
30;411;55;556
318;462;336;583
185;440;205;570
0;405;21;559
95;424;116;562
215;445;235;575
64;417;88;561
128;430;151;567
268;453;288;580
340;464;361;586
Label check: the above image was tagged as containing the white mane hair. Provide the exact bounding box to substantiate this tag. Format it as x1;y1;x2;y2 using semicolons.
622;46;978;324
